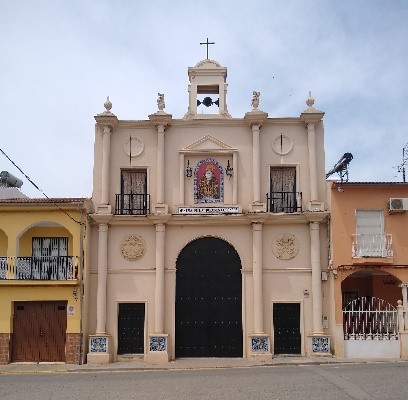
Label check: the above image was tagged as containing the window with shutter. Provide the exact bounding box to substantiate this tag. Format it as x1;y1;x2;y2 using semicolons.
355;210;384;257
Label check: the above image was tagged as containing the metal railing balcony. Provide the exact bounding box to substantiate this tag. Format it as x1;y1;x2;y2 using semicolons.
115;193;150;215
266;191;302;213
0;256;79;281
352;234;393;258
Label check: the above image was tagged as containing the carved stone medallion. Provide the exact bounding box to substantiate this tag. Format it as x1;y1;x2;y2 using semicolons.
124;137;144;158
272;233;299;260
272;134;293;155
121;234;146;261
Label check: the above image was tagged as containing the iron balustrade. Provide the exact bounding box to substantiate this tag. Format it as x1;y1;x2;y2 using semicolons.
115;193;150;215
0;256;79;280
352;234;393;258
266;191;302;213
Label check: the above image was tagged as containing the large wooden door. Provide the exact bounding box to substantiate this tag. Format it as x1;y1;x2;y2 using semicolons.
176;237;242;358
273;303;301;354
117;303;145;354
12;301;67;362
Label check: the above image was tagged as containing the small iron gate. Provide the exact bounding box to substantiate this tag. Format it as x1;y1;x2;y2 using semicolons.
343;297;399;358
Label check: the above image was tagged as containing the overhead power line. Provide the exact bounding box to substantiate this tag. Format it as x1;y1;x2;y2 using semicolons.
0;147;83;225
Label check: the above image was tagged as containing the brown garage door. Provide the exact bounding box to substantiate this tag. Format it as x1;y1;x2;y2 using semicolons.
12;301;67;362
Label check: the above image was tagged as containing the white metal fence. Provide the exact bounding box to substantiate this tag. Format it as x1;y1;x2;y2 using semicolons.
343;297;398;340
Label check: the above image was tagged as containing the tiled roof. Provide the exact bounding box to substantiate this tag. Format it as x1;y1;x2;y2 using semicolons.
331;181;408;186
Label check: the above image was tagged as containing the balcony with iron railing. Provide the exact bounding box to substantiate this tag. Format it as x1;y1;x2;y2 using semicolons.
352;234;393;258
115;193;150;215
0;256;79;281
266;191;302;213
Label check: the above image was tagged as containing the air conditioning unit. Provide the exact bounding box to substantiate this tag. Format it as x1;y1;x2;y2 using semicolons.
388;198;408;212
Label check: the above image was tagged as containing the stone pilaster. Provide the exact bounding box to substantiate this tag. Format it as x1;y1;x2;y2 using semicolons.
146;215;171;363
95;98;118;214
247;214;271;358
149;111;172;214
244;110;268;212
87;213;113;364
305;211;331;356
300;92;325;212
252;221;264;334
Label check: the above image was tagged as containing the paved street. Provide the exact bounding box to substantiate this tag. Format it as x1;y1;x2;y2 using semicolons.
0;361;407;400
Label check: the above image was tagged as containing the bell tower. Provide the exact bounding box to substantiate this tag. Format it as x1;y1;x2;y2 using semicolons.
183;59;231;120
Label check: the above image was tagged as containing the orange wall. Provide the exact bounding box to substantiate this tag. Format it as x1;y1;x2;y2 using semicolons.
330;183;408;267
330;183;408;324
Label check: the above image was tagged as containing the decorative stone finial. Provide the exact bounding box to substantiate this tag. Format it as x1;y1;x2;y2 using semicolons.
104;96;112;113
157;93;165;111
300;90;324;121
306;91;315;110
251;91;260;110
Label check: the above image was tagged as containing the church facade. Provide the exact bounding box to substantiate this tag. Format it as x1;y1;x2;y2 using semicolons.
87;58;331;363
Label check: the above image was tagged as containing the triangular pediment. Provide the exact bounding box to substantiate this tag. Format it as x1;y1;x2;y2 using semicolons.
184;135;233;151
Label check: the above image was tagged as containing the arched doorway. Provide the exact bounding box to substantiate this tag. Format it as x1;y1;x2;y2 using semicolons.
341;268;401;358
341;269;401;310
176;237;242;357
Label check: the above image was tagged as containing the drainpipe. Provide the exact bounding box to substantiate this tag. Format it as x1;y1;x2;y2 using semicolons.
78;205;84;365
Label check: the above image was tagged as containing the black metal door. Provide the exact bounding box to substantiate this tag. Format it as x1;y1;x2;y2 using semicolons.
176;237;242;358
273;303;301;354
117;303;145;354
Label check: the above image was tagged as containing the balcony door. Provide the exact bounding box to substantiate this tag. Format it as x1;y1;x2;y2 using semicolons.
31;237;69;280
355;210;384;257
269;167;297;213
120;169;148;215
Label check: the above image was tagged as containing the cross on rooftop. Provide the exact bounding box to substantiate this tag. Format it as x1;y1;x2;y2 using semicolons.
200;38;215;59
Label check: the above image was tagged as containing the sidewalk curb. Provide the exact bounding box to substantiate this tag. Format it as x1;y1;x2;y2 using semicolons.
1;358;406;375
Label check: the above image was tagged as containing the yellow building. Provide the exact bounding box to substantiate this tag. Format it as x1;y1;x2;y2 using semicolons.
0;194;91;364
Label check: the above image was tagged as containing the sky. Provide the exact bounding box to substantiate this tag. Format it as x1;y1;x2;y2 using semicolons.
1;0;408;198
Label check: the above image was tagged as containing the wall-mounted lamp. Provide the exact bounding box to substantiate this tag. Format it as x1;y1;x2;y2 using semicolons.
226;160;233;177
185;160;192;177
